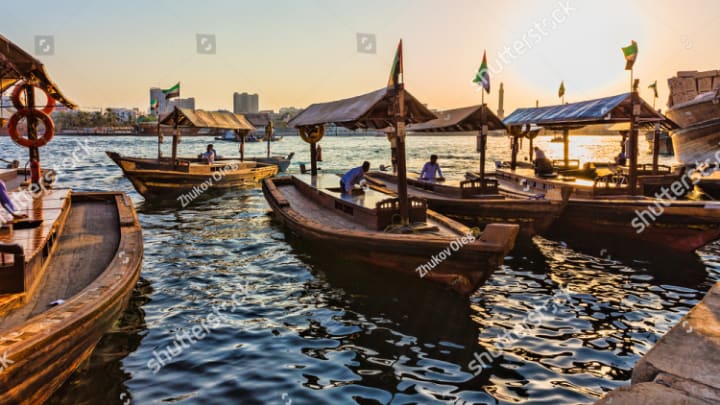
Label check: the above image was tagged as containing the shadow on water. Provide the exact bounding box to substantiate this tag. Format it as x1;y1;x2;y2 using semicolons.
47;279;152;404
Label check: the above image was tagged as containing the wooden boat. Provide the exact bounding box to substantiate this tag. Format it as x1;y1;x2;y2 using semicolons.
106;151;278;199
107;107;279;200
0;170;143;404
670;118;720;165
263;174;518;295
366;171;565;236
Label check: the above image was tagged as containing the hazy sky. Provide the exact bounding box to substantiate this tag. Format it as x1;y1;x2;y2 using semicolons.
3;0;718;114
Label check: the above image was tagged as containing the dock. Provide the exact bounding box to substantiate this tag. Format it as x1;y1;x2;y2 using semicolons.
597;281;720;404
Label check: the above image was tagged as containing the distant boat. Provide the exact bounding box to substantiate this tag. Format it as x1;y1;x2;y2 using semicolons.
214;129;282;142
550;134;564;142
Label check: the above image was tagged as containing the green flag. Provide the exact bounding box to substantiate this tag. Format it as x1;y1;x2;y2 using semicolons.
558;81;565;98
387;40;403;90
162;82;180;100
621;40;638;70
648;80;658;98
472;50;490;93
150;98;158;110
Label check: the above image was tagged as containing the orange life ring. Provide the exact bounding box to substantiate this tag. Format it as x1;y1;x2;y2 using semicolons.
8;109;56;148
11;82;56;114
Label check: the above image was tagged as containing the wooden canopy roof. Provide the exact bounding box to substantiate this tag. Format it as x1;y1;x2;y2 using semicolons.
0;33;75;108
160;107;255;131
243;113;270;127
408;104;506;132
504;93;676;130
288;87;436;130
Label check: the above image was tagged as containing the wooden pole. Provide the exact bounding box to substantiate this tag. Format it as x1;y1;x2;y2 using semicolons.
479;104;487;191
396;88;409;225
563;128;569;168
510;129;518;170
239;130;245;162
266;124;271;158
310;140;317;176
157;118;162;159
652;123;660;173
529;136;534;161
26;85;40;187
171;108;179;167
629;84;639;195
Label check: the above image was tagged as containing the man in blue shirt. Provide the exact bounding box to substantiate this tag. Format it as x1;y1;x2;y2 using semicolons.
420;155;444;181
340;161;370;194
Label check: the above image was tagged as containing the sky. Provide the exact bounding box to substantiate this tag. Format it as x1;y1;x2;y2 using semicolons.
2;0;719;114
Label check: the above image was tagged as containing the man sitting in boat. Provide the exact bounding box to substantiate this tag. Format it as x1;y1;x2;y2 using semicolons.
340;161;370;194
201;144;218;164
0;179;27;220
419;154;444;181
614;151;627;166
533;146;554;176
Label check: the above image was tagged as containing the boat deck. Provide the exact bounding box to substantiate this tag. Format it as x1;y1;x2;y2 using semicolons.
0;169;29;191
278;174;460;236
367;173;501;201
0;199;119;330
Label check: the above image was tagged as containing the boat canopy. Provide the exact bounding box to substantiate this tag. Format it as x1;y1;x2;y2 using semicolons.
504;93;676;130
289;87;436;130
0;33;76;108
408;104;506;132
160;107;255;131
243;112;270;127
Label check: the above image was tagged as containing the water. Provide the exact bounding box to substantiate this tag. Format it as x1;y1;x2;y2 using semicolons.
2;134;718;404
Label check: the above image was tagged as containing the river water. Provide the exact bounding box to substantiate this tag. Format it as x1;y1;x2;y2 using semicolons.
2;134;717;404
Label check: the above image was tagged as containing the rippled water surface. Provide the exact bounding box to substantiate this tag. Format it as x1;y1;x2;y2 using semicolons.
3;134;718;404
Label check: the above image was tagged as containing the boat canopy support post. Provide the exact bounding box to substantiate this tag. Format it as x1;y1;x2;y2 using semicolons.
510;126;519;170
266;122;273;159
24;84;41;187
628;81;640;195
171;107;179;166
237;129;245;162
395;89;410;225
479;104;488;191
652;122;660;174
298;125;324;176
563;128;569;168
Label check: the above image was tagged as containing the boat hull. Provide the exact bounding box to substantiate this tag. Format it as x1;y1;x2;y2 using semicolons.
0;192;143;404
262;176;518;296
107;151;278;199
670;119;720;166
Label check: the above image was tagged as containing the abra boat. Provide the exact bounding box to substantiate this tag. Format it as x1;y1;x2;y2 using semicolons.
499;91;720;252
0;33;143;404
266;41;519;295
107;107;278;200
264;174;517;295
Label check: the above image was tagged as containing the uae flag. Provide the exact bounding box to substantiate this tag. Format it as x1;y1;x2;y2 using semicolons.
150;98;159;111
162;82;180;100
558;81;566;98
387;40;404;90
473;51;490;93
648;80;658;98
622;41;638;70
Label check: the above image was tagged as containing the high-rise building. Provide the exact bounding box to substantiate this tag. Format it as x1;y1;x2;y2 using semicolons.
168;97;195;112
233;92;259;114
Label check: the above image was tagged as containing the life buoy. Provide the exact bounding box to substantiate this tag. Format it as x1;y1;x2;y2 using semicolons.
299;125;324;144
8;109;56;148
11;82;56;115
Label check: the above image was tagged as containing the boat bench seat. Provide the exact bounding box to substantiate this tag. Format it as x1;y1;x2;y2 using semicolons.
0;189;71;294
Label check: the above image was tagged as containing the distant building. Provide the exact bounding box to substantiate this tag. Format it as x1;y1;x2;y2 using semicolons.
233;92;259;114
106;107;139;123
168;97;195;112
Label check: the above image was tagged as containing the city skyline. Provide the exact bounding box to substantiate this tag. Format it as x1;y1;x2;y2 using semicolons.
2;0;718;114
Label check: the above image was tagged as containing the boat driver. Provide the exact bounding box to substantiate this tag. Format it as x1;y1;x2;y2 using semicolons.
340;161;370;194
420;154;444;181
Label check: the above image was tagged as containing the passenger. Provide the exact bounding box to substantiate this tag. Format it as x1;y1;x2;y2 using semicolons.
0;180;27;219
340;161;370;194
533;146;554;176
420;154;444;181
615;151;627;166
202;144;217;164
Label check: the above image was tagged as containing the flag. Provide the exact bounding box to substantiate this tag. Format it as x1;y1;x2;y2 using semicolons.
387;40;404;90
150;98;159;111
162;82;180;100
621;40;638;70
558;81;565;98
473;51;490;93
648;80;658;98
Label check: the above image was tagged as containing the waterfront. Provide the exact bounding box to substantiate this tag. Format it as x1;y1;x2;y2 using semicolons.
2;135;715;403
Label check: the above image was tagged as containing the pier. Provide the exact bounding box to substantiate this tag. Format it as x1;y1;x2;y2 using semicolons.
597;281;720;404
